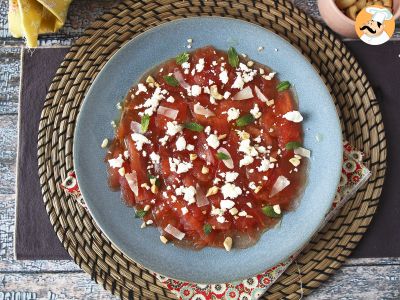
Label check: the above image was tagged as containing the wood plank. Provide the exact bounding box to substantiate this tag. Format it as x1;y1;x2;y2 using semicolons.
0;47;19;115
309;264;400;299
0;115;17;195
0;272;118;300
0;263;398;299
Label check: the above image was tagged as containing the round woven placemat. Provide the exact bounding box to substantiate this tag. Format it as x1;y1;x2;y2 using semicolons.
37;0;386;299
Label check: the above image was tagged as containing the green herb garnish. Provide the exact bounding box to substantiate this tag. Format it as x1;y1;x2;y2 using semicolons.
148;174;161;187
276;81;291;92
262;206;281;218
285;141;302;150
216;152;231;160
228;47;240;68
135;210;147;218
235;113;255;127
141;114;150;132
183;122;204;132
203;224;213;235
163;75;179;87
176;52;190;65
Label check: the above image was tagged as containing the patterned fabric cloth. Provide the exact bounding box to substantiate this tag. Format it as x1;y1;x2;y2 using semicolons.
61;142;371;299
8;0;72;47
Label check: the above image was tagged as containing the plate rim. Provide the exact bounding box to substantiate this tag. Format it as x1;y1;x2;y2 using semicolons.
73;16;343;284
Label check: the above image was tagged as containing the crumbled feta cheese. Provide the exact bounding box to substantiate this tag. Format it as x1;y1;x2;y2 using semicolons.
221;183;242;199
219;70;229;84
250;103;262;119
166;96;175;103
223;91;231;99
225;172;239;183
217;216;226;223
282;111;303;123
226;107;240;121
206;134;220;149
238;211;247;217
142;87;165;116
181;62;190;70
195;58;205;72
239;155;254;167
108;154;124;168
175;185;196;204
123;150;129;159
186;144;195;151
191;85;202;96
248;182;257;190
220;200;235;210
135;83;147;95
131;133;151;151
175;136;187;151
166;121;182;136
181;207;189;215
204;126;211;135
169;158;193;174
257;158;270;172
159;135;169;146
238;139;258;157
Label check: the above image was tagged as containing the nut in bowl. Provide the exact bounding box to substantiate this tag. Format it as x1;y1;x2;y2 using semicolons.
318;0;400;38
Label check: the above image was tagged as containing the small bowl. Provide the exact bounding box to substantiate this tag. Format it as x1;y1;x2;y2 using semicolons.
318;0;400;38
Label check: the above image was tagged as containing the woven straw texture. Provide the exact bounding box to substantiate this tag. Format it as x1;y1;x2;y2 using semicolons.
37;0;386;299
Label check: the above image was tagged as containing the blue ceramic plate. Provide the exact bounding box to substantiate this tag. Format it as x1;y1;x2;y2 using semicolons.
74;17;342;284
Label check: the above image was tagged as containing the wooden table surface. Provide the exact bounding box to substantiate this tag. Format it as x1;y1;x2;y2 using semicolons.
0;0;399;299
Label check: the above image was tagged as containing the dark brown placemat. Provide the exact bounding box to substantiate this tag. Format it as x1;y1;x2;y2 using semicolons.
15;47;70;260
15;42;397;261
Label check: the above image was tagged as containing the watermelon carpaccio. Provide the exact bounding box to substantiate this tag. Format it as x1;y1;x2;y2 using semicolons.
105;46;309;251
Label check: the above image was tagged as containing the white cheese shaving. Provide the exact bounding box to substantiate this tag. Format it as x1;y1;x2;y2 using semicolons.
282;111;303;123
294;147;311;158
125;171;138;196
270;176;290;197
231;72;245;89
164;224;185;240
